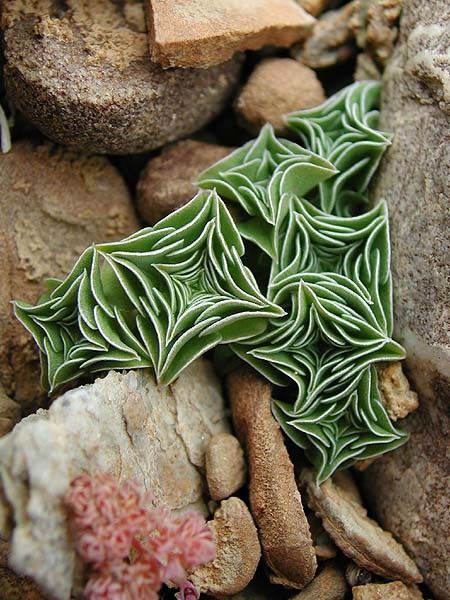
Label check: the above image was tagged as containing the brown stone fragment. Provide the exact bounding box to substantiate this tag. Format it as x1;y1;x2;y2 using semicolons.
191;497;261;597
352;581;424;600
3;0;242;154
137;140;232;225
290;563;347;600
292;2;357;69
0;141;138;412
297;0;334;17
0;384;21;438
147;0;315;68
228;368;316;588
376;362;419;421
234;58;325;134
0;542;48;600
205;432;247;501
301;469;422;584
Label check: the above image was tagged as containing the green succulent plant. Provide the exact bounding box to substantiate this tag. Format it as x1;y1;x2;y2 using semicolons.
14;81;408;483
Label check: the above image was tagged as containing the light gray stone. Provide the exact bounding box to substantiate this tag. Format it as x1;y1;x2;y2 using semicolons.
364;2;450;598
0;359;229;600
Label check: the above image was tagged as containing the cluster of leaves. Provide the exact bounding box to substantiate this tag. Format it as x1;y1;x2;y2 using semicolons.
64;474;214;600
15;81;408;482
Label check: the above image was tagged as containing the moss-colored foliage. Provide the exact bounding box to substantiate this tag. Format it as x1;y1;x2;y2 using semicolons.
15;81;407;482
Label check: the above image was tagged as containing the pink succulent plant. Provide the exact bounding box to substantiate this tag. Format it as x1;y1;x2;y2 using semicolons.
65;474;215;600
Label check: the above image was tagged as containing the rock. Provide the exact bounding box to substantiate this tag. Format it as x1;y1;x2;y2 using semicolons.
234;58;325;135
137;140;232;225
290;563;347;600
2;0;242;154
0;140;138;412
377;362;419;421
292;2;357;69
349;0;402;68
300;469;422;584
146;0;315;68
297;0;334;17
0;384;21;438
352;581;424;600
354;52;382;81
0;359;229;600
205;432;247;501
307;513;337;561
228;368;317;589
363;1;450;597
191;497;261;597
0;542;48;600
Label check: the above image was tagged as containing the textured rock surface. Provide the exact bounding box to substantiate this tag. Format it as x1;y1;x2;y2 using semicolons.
352;581;424;600
2;0;242;154
147;0;315;68
191;497;261;597
290;563;347;600
301;470;422;584
376;362;418;420
137;140;232;225
228;368;317;589
0;359;229;600
205;432;247;501
292;2;356;69
0;140;138;412
363;2;450;597
297;0;333;17
234;58;325;134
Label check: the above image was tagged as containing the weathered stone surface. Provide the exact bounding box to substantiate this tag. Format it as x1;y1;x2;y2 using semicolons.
228;368;317;589
290;563;347;600
2;0;242;154
0;542;48;600
0;384;21;438
0;140;138;412
363;2;450;597
147;0;315;68
349;0;402;68
300;470;422;584
205;432;247;501
137;140;232;225
297;0;333;17
191;497;261;597
292;2;356;69
0;359;229;600
377;362;419;421
234;58;325;134
352;581;424;600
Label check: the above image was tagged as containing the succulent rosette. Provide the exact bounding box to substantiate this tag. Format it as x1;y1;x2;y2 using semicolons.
14;190;283;391
15;81;409;483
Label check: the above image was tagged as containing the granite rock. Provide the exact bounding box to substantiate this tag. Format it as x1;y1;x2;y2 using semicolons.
364;2;450;597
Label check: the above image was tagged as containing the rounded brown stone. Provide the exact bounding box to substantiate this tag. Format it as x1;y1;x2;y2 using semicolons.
2;1;242;154
234;58;326;134
137;140;233;225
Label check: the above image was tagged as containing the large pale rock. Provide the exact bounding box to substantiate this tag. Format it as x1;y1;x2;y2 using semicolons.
0;141;138;412
147;0;315;68
363;2;450;598
0;359;229;600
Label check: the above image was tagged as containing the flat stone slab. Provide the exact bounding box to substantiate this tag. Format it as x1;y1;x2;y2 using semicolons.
147;0;315;67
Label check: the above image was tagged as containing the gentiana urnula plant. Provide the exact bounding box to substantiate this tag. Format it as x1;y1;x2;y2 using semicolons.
14;81;408;483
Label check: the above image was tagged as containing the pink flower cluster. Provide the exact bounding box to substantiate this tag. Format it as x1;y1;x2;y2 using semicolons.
64;474;215;600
